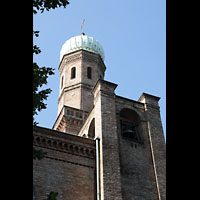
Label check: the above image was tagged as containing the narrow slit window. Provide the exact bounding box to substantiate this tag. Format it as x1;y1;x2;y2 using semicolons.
71;67;76;79
87;67;92;79
61;75;64;88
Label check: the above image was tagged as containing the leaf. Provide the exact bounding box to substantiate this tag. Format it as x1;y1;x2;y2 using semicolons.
33;0;70;14
33;45;41;54
33;62;55;122
33;30;40;37
33;148;47;160
45;191;59;200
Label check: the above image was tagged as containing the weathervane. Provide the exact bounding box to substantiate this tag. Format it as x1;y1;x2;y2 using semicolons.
81;19;85;35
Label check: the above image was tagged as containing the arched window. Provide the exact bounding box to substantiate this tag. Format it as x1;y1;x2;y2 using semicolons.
120;108;141;142
88;118;95;138
71;67;76;79
87;67;92;79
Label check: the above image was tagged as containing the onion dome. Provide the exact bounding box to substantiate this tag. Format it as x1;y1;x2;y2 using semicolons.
60;33;105;61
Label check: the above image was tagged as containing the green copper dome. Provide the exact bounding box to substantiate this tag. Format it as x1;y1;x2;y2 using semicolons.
60;34;105;61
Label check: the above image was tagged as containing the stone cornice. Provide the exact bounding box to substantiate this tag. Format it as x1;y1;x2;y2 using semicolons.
92;79;118;97
58;50;82;72
82;50;106;74
116;95;145;112
33;138;95;160
53;105;89;131
145;103;160;111
58;82;82;103
58;50;106;75
33;126;95;153
58;82;93;103
44;155;95;168
138;92;160;102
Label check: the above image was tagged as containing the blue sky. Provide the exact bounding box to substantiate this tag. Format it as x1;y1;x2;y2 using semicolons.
33;0;166;139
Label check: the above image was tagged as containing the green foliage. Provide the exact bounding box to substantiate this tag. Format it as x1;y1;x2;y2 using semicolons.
33;147;47;160
33;30;40;37
45;192;59;200
33;1;70;124
33;0;70;14
33;61;54;123
33;45;41;55
33;0;70;167
33;29;55;124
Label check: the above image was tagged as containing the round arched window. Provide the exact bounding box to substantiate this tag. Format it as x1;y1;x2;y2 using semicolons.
119;108;141;142
71;67;76;79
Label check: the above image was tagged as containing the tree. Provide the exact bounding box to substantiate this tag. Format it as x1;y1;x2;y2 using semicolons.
33;1;70;199
33;40;54;125
33;0;69;14
33;0;70;124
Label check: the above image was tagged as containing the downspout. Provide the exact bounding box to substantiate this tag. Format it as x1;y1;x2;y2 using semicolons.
144;103;161;200
95;137;100;200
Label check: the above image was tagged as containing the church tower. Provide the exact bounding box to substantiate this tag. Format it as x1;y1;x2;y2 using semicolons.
34;28;166;199
51;31;166;200
53;33;106;134
58;33;106;114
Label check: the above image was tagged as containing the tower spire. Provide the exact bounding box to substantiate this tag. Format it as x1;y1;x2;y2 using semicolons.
81;19;85;35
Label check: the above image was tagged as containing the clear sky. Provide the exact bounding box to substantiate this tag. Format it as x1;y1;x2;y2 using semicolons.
33;0;166;139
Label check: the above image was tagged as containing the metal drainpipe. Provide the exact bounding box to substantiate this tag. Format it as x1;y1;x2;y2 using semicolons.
95;137;100;200
144;103;161;200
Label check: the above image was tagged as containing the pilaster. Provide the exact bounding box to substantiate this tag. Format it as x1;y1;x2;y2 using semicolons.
92;80;123;200
139;93;166;200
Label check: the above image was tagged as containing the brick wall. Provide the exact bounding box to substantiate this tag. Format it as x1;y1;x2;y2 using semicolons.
116;97;158;200
33;126;96;200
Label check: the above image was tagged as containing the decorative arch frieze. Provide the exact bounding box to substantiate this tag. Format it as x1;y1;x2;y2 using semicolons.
33;134;96;159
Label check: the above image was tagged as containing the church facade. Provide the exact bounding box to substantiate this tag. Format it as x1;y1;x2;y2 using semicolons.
33;33;166;200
